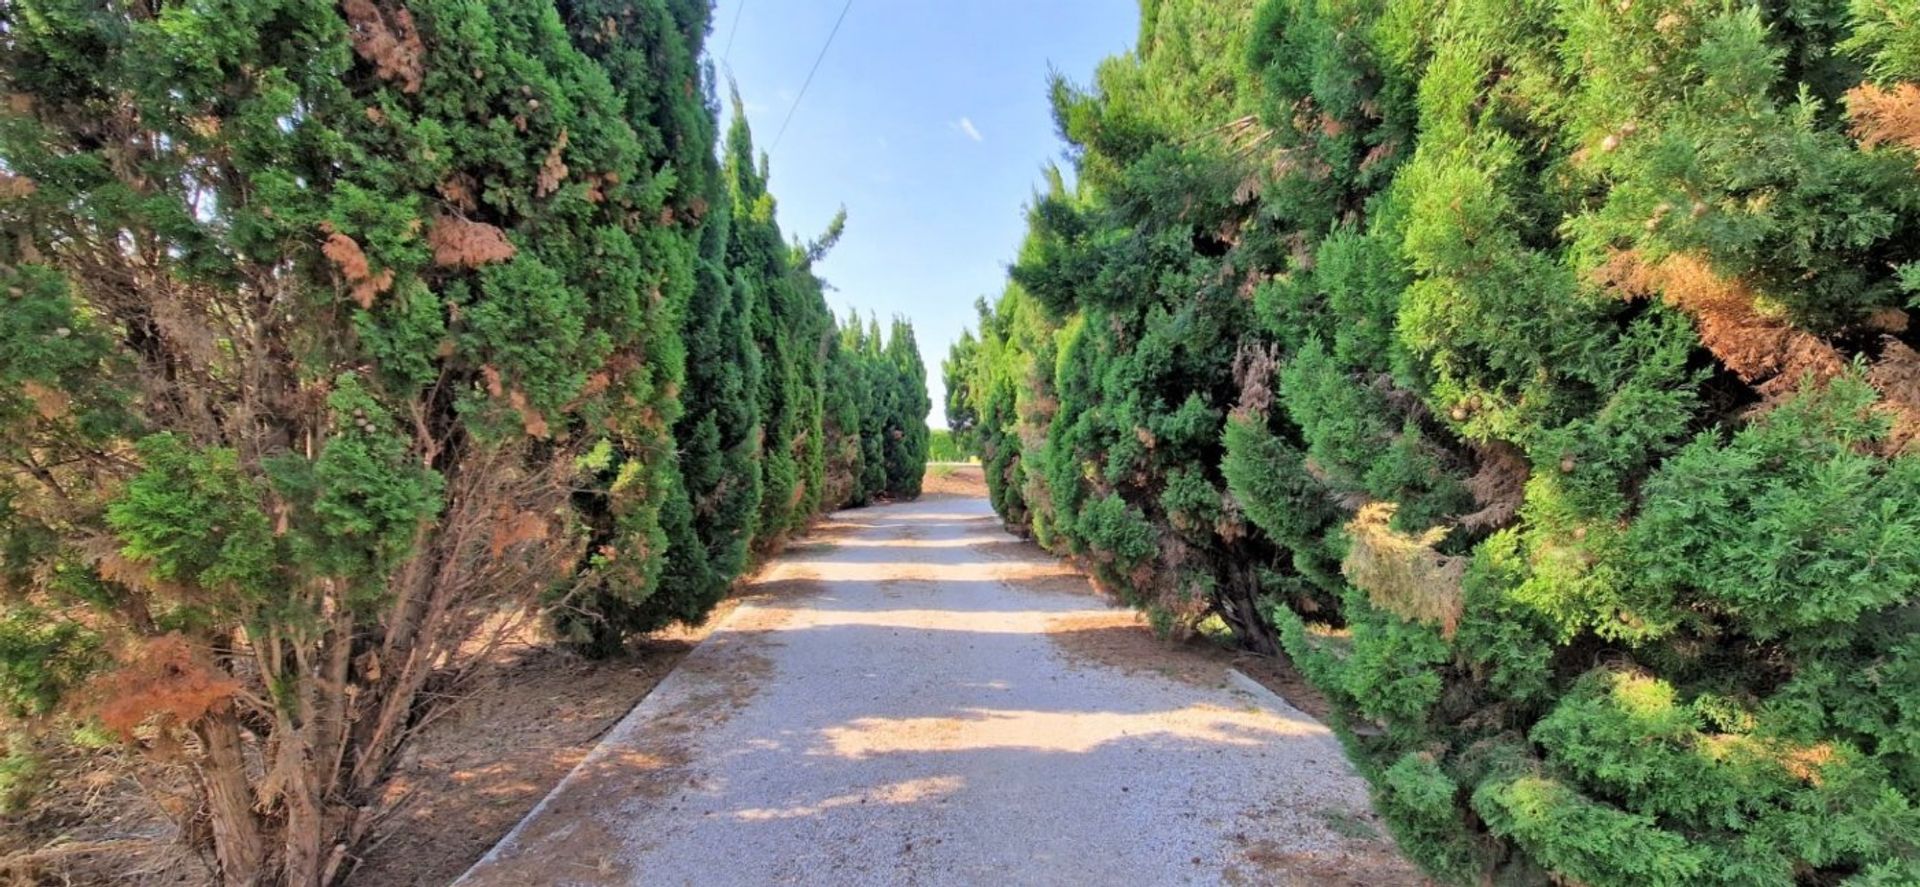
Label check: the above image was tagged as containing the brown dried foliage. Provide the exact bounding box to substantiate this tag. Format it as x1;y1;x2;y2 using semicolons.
1600;249;1920;448
1214;492;1249;544
1867;307;1911;334
507;389;550;439
322;231;394;309
477;366;550;438
1232;342;1280;419
438;173;479;213
1358;140;1398;174
1458;441;1528;531
428;216;516;268
536;129;570;197
1869;339;1920;453
92;543;192;600
83;634;240;741
1342;502;1466;637
479;364;506;398
341;0;425;94
488;507;550;558
1596;250;1846;399
0;171;36;200
1848;81;1920;163
19;380;71;420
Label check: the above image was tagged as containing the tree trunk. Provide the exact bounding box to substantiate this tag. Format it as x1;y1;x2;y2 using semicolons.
198;708;266;887
1221;557;1279;657
279;750;325;887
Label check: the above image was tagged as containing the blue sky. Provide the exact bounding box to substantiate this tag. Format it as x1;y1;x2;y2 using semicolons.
711;0;1140;427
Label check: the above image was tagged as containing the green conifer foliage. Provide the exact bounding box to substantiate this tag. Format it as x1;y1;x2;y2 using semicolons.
943;326;982;457
958;256;1065;543
539;0;719;653
851;315;892;503
999;0;1289;648
648;97;765;642
821;316;870;507
835;313;931;504
0;0;716;878
785;210;845;524
724;111;807;547
0;0;928;877
953;0;1920;881
882;318;933;498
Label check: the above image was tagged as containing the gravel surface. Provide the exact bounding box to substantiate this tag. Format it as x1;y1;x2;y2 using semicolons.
459;496;1423;886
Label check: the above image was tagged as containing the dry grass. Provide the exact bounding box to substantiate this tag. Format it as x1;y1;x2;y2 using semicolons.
341;594;754;886
0;733;213;885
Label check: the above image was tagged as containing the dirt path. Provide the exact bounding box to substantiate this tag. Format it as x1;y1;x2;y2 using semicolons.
458;494;1423;886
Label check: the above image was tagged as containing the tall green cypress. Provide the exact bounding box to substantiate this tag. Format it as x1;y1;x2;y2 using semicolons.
543;0;717;652
1003;0;1285;647
786;220;842;520
722;107;808;546
883;317;932;498
943;325;982;457
648;94;765;639
822;311;869;508
856;316;892;502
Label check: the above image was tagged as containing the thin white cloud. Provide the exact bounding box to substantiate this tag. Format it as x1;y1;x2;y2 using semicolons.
953;117;984;143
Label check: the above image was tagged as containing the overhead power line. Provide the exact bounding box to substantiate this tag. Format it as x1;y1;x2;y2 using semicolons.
720;0;746;64
772;0;854;153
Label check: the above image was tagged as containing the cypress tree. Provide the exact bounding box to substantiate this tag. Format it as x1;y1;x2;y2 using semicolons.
544;0;718;652
882;317;933;498
783;209;846;526
1004;0;1285;646
722;109;807;546
954;0;1920;882
851;314;891;503
646;94;765;640
0;0;707;878
943;325;982;456
821;313;869;508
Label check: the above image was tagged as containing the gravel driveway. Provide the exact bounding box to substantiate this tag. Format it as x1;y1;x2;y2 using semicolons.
458;495;1422;886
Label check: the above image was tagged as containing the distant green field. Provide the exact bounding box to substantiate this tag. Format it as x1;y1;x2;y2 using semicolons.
927;429;976;463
